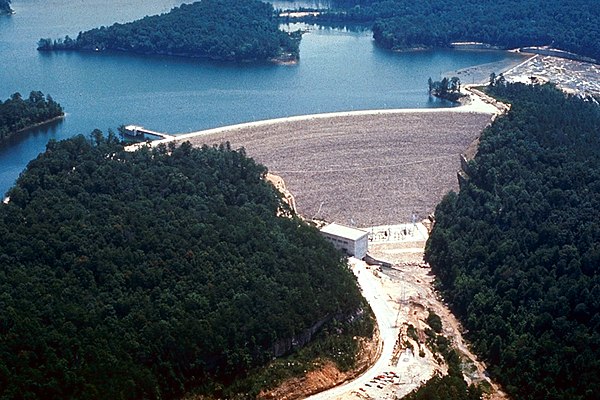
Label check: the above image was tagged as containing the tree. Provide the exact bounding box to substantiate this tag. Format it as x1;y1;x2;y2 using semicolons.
450;77;461;92
310;0;600;62
37;0;302;62
37;38;53;50
496;73;506;87
0;0;11;14
0;91;64;142
440;77;449;97
428;76;462;102
0;135;371;399
425;83;600;399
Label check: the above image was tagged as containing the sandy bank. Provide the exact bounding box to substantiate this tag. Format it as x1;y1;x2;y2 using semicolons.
444;51;533;85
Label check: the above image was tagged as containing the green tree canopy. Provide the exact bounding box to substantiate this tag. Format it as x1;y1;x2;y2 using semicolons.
425;83;600;399
38;0;301;62
0;91;63;142
0;135;366;399
304;0;600;61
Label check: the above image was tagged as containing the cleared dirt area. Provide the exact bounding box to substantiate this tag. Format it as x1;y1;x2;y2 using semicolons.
180;112;492;226
504;54;600;98
367;234;508;400
258;334;380;400
292;225;507;400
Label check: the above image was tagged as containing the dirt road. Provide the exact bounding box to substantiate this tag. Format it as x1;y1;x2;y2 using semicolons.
305;259;399;400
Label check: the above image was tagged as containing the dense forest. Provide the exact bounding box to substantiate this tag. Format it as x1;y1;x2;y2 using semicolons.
0;135;370;399
303;0;600;61
0;0;10;14
0;91;64;142
425;83;600;399
38;0;300;62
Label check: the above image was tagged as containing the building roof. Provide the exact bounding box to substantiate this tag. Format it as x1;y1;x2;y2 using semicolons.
320;223;368;241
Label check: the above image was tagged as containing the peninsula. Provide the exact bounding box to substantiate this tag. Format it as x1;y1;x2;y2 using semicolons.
0;91;64;143
37;0;300;63
303;0;600;62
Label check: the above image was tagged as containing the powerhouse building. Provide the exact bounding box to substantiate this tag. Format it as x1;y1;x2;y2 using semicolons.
320;223;369;259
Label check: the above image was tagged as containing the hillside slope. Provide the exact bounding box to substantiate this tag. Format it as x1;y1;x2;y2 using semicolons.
425;83;600;399
0;135;366;399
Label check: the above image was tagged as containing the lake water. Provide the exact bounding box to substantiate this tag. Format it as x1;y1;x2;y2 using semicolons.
0;0;523;196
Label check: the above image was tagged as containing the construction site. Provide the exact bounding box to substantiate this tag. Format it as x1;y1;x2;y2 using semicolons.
122;45;600;399
162;106;508;399
339;226;506;400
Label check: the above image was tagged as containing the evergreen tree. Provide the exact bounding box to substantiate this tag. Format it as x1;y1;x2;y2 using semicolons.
425;83;600;399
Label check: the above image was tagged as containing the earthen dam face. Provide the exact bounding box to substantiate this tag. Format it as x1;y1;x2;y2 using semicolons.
178;110;493;227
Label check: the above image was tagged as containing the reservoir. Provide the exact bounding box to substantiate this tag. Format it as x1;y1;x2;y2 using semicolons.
0;0;523;195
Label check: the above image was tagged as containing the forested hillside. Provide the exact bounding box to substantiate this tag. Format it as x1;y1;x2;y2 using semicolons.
425;83;600;399
0;0;11;15
0;91;63;142
0;135;368;399
38;0;300;62
312;0;600;61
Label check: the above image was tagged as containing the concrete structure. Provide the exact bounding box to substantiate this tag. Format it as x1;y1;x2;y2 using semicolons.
320;223;369;259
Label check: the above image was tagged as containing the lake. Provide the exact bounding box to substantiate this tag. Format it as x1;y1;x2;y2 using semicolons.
0;0;523;196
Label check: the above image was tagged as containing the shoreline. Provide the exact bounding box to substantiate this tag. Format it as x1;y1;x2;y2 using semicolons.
126;98;499;151
444;51;534;85
15;114;65;134
125;48;526;152
41;47;298;65
1;114;66;145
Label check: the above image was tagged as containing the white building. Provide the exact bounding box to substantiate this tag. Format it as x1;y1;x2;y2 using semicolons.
320;223;369;259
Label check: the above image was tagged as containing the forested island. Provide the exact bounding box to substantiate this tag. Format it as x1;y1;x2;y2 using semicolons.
428;77;463;102
0;0;11;15
0;91;64;143
0;135;372;399
37;0;300;63
425;82;600;399
303;0;600;62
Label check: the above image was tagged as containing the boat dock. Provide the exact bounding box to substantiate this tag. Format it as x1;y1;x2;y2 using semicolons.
124;125;175;140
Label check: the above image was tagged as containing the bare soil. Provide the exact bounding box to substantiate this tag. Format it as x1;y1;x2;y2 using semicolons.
367;235;509;400
258;331;380;400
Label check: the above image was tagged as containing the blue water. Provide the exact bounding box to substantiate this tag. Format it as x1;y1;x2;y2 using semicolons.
0;0;522;195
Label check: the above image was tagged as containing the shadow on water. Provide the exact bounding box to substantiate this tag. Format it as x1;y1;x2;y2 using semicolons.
271;1;332;10
0;118;65;151
0;119;66;197
427;95;460;108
